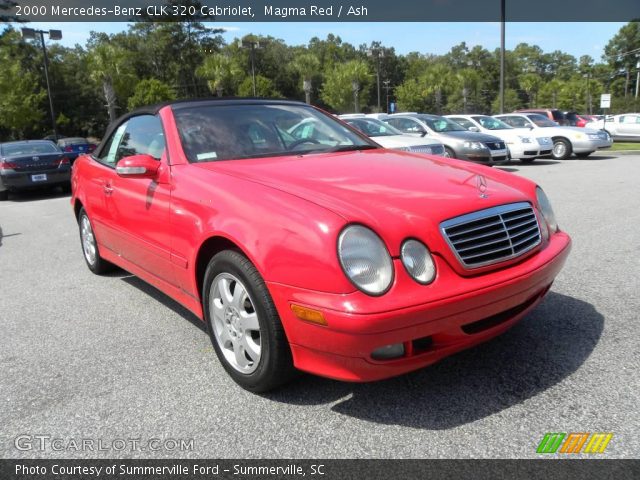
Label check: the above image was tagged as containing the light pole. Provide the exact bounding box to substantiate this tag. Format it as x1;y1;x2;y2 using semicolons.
499;0;505;113
238;39;264;96
583;70;592;114
352;79;360;113
383;79;391;113
635;59;640;98
367;48;384;112
21;27;62;138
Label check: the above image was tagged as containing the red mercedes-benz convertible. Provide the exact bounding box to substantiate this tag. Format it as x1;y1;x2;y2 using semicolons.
71;99;571;392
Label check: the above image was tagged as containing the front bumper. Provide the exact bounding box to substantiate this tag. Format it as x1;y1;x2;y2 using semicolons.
268;232;571;382
572;138;612;153
461;147;508;165
507;144;539;159
0;169;70;190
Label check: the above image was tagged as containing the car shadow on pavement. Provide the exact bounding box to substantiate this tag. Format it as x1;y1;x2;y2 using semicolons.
266;291;603;430
5;188;70;202
120;275;207;333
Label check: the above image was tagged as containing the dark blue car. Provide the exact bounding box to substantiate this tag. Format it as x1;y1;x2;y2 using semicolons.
57;137;97;162
0;140;71;200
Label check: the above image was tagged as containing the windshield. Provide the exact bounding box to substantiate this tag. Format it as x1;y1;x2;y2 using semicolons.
472;116;513;130
1;142;60;156
344;118;403;137
173;103;377;162
420;115;467;132
526;114;558;128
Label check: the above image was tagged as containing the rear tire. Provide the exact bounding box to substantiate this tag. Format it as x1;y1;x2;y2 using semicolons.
202;250;297;392
78;207;113;274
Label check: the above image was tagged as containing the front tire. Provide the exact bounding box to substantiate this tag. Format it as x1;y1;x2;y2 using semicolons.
551;138;572;160
444;146;456;159
202;250;296;392
78;207;113;274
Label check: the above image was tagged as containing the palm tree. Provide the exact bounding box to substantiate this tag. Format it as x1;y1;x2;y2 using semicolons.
290;53;320;103
87;42;132;123
456;68;479;113
519;73;543;107
421;64;451;114
196;53;242;97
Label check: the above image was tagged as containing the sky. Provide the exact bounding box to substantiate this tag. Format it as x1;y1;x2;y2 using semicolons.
24;22;626;60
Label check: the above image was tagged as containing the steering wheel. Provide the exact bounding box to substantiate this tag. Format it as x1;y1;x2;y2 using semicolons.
288;138;321;149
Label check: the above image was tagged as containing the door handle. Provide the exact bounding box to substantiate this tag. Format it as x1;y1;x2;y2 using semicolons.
103;184;114;195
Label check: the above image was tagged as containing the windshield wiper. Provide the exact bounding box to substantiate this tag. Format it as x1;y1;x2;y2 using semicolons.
324;145;379;153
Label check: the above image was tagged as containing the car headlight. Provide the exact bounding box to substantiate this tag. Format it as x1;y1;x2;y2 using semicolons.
518;136;533;144
536;187;558;235
400;239;436;284
338;225;394;295
463;141;485;150
395;146;411;151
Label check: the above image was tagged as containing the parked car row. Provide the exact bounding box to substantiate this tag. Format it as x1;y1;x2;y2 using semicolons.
340;110;611;164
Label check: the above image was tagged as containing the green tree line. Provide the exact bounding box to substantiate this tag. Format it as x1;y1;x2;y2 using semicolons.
1;18;639;141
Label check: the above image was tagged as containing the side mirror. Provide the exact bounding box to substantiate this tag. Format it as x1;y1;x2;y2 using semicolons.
468;126;480;132
116;154;160;178
417;128;428;137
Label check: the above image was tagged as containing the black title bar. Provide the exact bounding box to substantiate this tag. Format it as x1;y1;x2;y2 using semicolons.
2;0;640;22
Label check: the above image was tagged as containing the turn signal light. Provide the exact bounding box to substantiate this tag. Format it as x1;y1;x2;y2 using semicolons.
290;304;327;326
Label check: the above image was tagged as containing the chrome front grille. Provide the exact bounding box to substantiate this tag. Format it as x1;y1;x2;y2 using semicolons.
441;202;541;268
409;145;445;155
484;141;506;150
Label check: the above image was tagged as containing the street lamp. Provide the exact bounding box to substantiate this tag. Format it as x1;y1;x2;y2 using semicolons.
367;48;385;112
21;27;62;138
238;39;264;97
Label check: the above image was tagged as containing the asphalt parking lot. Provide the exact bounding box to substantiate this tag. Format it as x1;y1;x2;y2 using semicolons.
1;153;639;459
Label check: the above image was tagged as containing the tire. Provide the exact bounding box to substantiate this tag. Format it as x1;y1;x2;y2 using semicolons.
0;190;8;201
519;158;536;164
202;250;296;392
575;152;593;159
444;147;456;159
78;207;113;274
551;138;572;160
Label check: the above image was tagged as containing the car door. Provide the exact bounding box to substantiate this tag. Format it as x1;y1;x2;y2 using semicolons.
107;114;176;284
82;122;129;253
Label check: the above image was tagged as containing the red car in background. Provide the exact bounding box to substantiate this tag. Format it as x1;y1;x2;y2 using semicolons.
71;99;571;392
563;111;592;127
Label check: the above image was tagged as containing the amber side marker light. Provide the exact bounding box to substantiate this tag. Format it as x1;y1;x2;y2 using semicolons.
290;304;328;326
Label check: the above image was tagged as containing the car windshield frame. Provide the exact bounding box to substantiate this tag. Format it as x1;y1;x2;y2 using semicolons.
173;103;378;163
1;142;61;156
418;115;468;133
472;116;514;131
